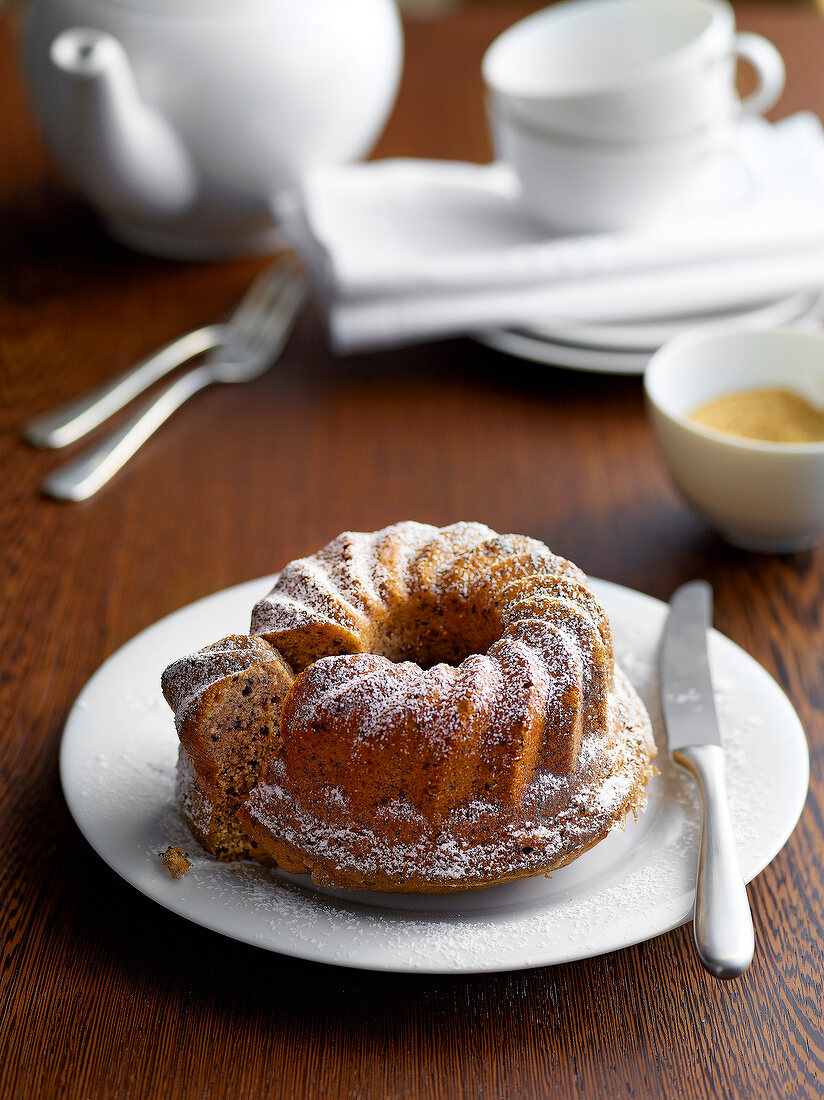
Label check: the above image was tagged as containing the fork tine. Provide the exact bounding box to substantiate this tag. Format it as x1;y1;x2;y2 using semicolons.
245;272;308;357
228;269;289;340
211;269;307;379
225;265;292;346
235;266;304;351
254;267;302;326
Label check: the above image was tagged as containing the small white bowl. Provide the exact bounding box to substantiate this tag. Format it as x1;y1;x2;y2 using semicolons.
644;328;824;553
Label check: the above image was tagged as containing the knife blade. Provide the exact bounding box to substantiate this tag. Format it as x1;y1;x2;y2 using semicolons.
660;580;754;979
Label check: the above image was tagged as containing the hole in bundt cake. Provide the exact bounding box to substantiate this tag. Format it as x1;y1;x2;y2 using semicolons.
369;597;500;669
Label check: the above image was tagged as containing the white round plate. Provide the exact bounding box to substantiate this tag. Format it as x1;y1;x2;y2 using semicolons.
60;577;809;974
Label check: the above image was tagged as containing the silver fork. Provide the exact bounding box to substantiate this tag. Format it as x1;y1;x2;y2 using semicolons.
41;266;308;501
22;260;299;450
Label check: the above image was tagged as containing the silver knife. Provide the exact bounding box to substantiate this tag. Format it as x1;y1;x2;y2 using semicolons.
660;580;754;979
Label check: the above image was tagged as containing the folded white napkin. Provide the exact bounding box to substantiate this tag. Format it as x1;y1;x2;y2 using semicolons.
276;113;824;353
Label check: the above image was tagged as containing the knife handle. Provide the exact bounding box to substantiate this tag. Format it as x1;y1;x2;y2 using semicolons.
672;743;754;979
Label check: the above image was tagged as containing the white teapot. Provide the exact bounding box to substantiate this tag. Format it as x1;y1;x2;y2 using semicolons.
21;0;403;259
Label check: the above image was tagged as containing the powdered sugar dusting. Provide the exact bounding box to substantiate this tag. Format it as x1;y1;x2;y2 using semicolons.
251;521;440;636
246;666;652;887
161;637;284;731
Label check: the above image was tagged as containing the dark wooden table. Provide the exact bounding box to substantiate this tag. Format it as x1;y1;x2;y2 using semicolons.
2;3;823;1096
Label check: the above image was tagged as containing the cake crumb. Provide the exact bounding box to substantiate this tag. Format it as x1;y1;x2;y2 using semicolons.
160;845;191;878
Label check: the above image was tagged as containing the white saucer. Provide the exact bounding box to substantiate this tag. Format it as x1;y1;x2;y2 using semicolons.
477;290;824;374
59;577;809;974
477;329;650;373
527;290;822;352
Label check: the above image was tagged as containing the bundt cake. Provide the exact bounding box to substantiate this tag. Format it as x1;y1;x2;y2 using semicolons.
234;521;656;892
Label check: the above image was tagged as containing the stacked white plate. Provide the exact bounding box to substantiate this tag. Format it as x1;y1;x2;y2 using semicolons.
477;289;823;374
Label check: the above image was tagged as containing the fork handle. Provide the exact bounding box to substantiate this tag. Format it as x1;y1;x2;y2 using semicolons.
22;323;225;449
41;364;216;501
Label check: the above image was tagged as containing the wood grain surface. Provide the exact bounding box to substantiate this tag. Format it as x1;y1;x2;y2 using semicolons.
2;3;823;1097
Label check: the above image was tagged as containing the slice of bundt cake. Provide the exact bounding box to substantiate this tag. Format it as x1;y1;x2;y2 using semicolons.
237;522;656;892
161;635;294;860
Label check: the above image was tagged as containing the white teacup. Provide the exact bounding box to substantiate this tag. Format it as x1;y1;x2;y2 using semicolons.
482;0;785;143
490;102;733;232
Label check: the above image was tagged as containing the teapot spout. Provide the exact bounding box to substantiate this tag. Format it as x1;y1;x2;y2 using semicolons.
50;29;196;218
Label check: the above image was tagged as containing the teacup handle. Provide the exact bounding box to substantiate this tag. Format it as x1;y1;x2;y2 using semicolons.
734;32;785;117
